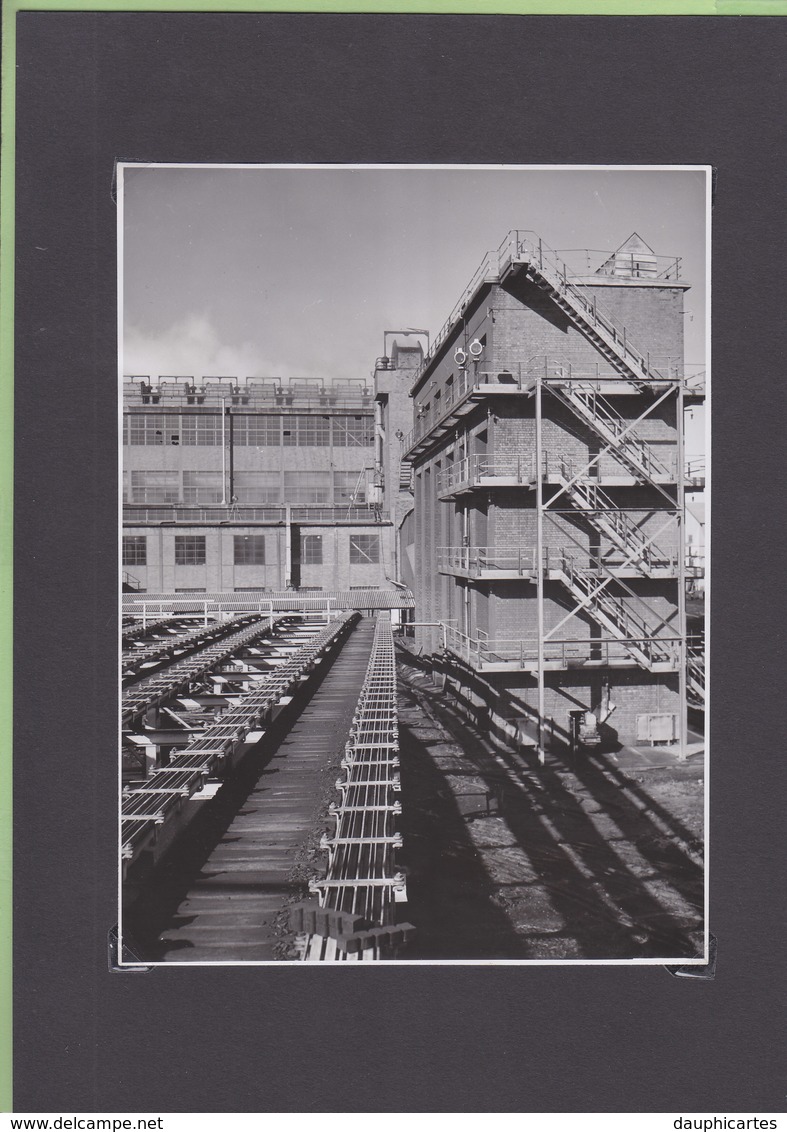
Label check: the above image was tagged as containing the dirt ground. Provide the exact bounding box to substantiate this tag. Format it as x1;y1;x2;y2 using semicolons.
395;650;705;962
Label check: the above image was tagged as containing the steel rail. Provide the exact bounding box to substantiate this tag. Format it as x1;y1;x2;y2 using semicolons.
306;614;405;954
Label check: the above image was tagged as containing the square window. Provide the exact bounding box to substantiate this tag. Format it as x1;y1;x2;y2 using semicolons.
126;413;171;446
349;534;380;564
234;535;266;565
174;535;206;565
181;415;222;446
233;416;281;445
122;536;147;566
233;472;281;503
283;472;330;504
332;415;373;447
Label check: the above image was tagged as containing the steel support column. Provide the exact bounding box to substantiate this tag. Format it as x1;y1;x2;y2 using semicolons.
678;381;688;759
535;370;545;764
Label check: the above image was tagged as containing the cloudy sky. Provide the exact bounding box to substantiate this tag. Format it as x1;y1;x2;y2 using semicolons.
121;165;708;385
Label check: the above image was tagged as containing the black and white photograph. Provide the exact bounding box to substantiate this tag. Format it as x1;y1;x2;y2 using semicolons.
119;164;708;966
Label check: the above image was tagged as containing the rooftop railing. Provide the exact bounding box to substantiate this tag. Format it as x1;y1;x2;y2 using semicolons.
123;505;388;524
123;376;372;410
556;248;682;280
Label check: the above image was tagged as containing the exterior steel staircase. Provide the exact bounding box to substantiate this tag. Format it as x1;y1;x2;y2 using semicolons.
549;383;676;488
552;554;677;671
550;467;673;576
517;237;663;385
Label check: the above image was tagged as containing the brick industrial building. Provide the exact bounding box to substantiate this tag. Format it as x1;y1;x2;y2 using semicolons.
121;230;705;757
122;377;394;595
401;232;705;756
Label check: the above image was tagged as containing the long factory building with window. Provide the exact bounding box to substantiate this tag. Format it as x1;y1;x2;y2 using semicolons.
122;377;394;594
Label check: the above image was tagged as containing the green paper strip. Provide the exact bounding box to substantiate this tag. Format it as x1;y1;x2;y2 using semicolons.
9;0;787;14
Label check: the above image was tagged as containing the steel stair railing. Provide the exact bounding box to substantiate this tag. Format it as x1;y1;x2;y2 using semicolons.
551;461;673;575
548;382;676;490
516;234;668;385
687;655;705;706
553;554;676;670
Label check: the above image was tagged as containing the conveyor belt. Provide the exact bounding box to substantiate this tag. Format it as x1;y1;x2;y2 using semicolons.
122;617;193;645
122;615;260;682
128;616;376;962
121;613;359;868
121;615;291;727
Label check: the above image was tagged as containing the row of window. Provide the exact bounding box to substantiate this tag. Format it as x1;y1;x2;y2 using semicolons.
125;470;368;505
122;533;381;567
123;414;374;447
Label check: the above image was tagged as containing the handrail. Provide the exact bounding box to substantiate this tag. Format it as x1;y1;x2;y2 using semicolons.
442;624;681;670
437;540;680;578
404;362;534;453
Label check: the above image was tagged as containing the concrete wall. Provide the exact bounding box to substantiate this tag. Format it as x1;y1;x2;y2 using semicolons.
122;521;394;593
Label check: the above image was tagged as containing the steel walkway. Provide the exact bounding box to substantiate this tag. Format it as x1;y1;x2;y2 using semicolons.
153;618;377;962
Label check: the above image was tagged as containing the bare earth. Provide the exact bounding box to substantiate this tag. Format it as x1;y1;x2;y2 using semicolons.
395;651;705;962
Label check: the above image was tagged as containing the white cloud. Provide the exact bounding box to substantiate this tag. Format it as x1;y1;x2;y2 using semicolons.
123;314;273;379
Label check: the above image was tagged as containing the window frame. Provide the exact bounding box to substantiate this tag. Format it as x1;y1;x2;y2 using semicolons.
122;535;147;566
174;535;207;566
233;534;266;565
349;533;380;564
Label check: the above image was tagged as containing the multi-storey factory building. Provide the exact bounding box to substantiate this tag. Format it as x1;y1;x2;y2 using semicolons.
402;232;705;756
372;336;424;596
122;376;393;595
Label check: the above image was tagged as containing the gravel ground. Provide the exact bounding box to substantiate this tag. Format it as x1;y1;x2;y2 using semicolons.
395;650;705;962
